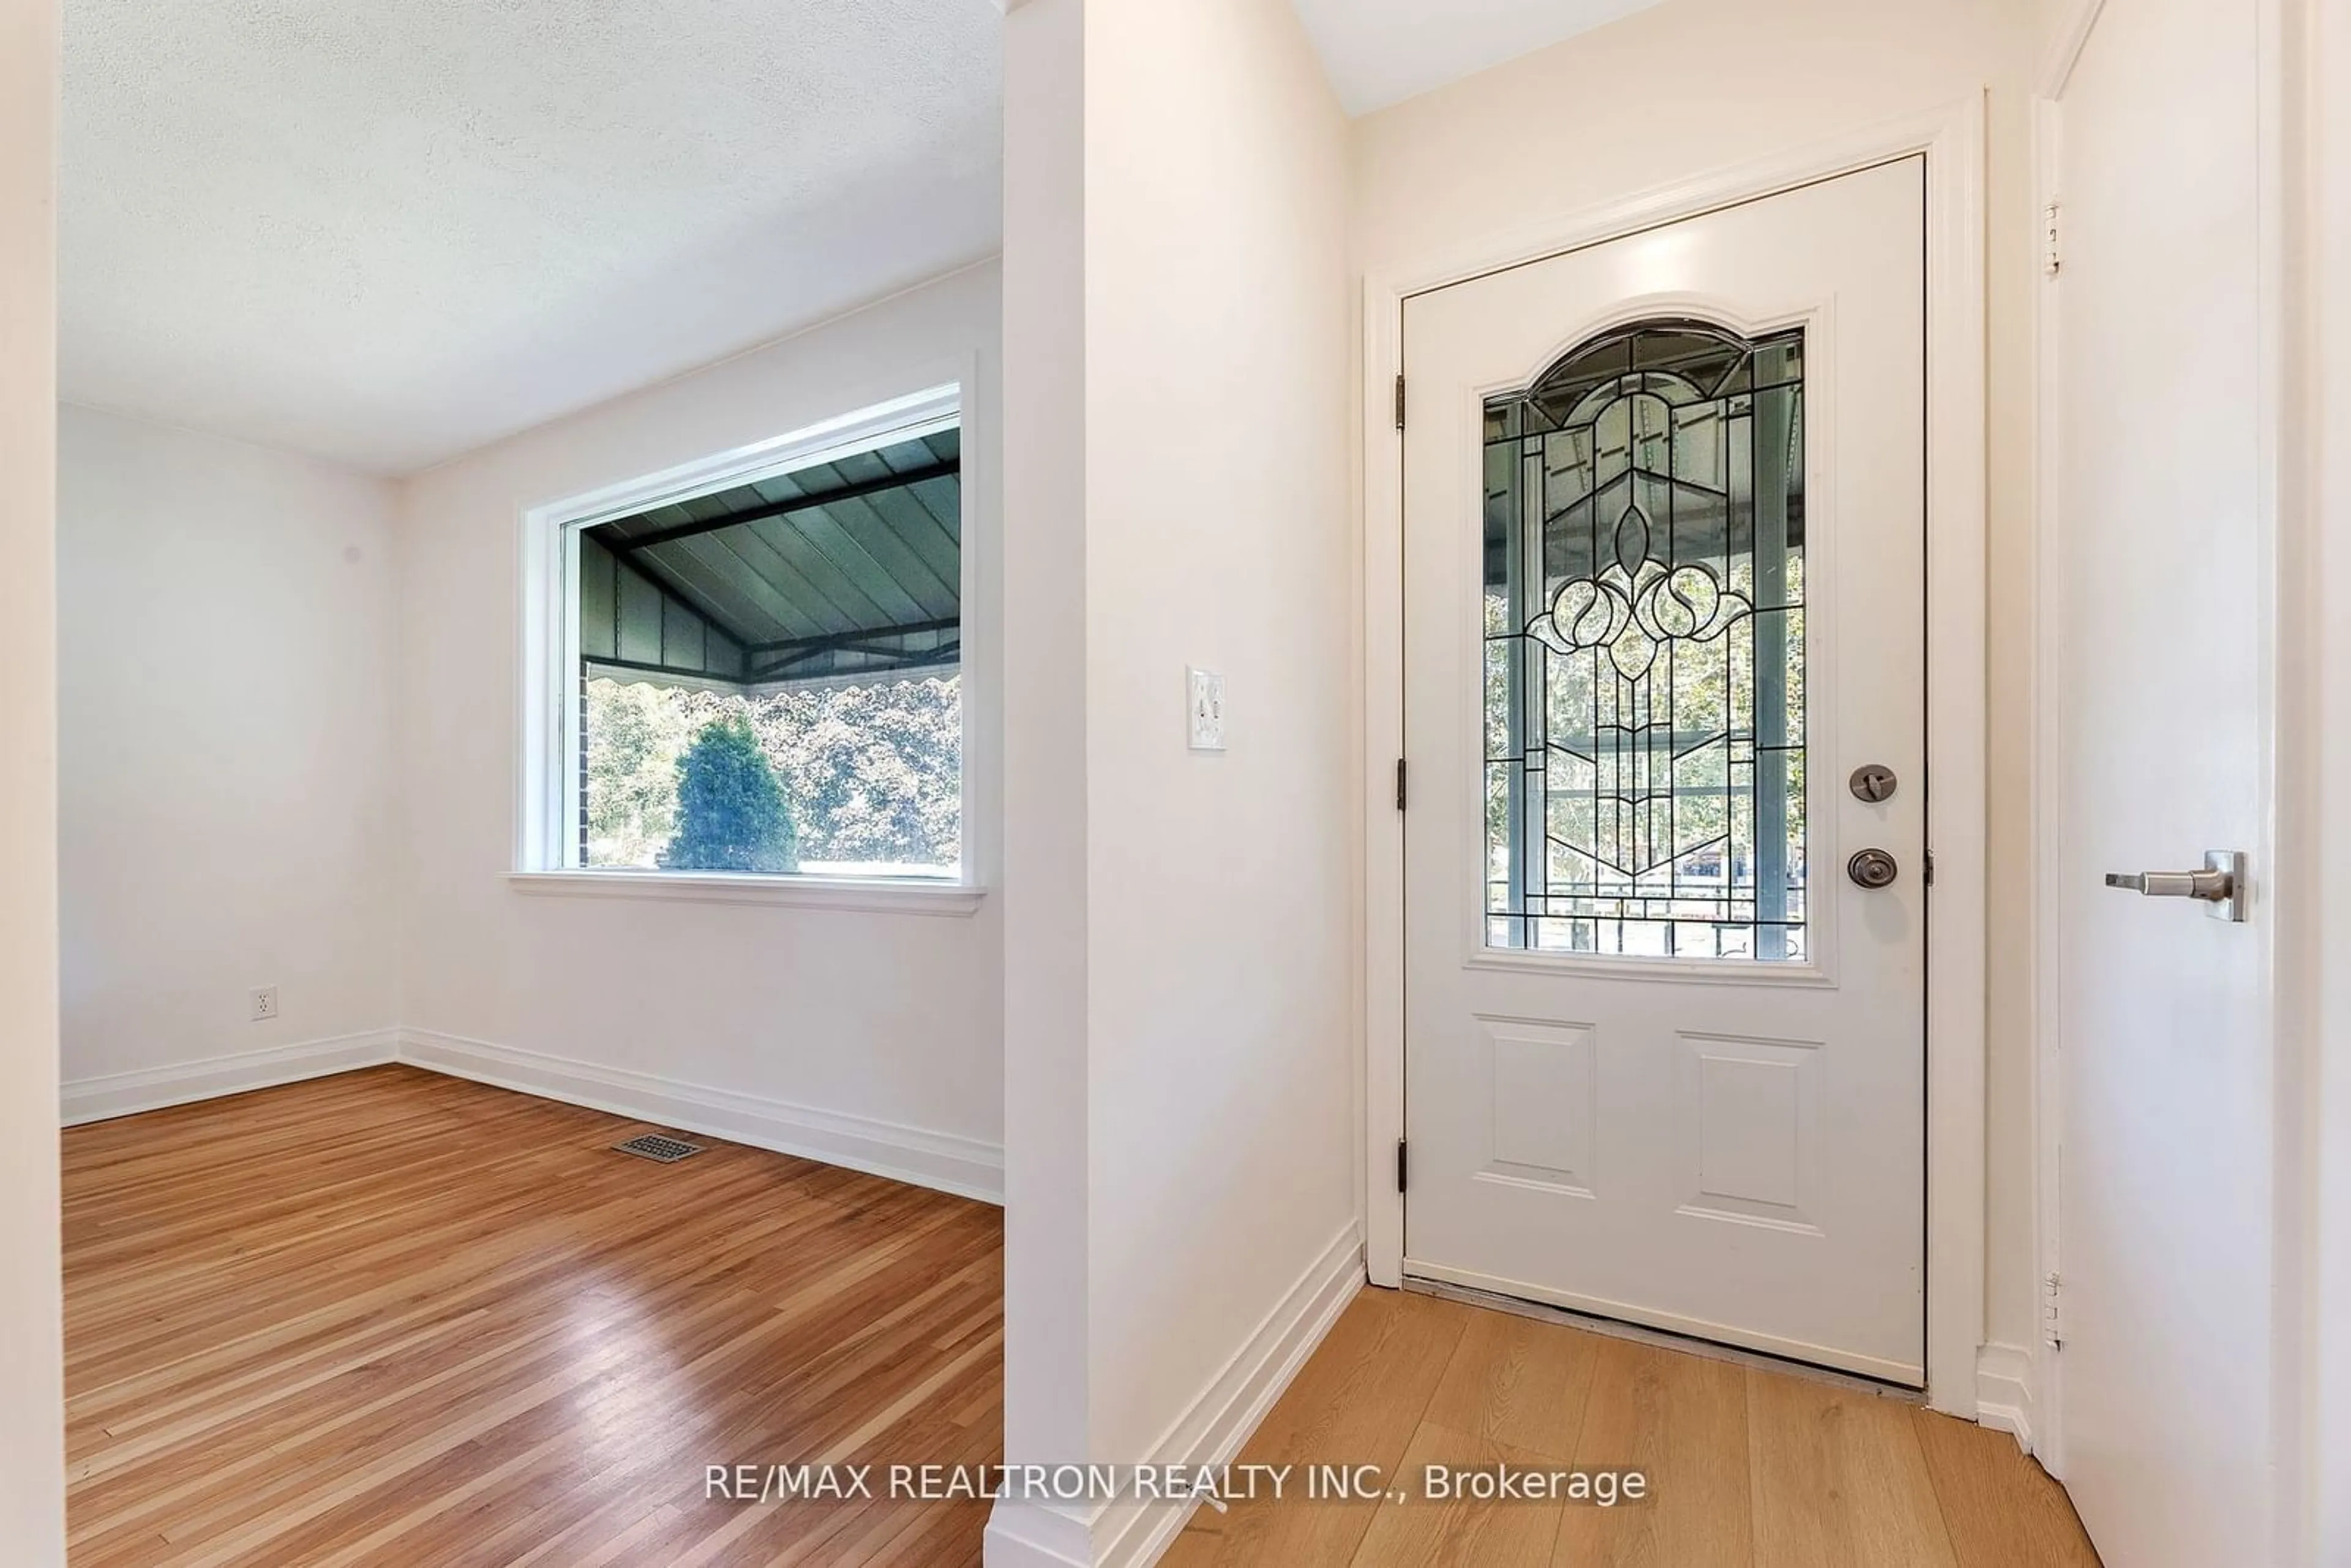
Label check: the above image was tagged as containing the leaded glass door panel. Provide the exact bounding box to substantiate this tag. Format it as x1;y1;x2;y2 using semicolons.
1485;320;1808;961
1401;160;1928;1382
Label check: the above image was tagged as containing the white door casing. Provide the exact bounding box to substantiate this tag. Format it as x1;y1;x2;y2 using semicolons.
2038;0;2281;1561
1401;160;1928;1384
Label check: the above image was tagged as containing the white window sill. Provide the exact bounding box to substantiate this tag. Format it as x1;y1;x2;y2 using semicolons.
506;871;985;917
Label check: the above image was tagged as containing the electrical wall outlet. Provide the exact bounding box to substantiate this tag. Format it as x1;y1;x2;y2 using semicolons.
249;986;280;1022
1187;667;1226;752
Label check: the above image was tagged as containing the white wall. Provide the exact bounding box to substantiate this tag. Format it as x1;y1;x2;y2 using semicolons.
1352;0;2042;1355
392;261;1006;1194
997;0;1093;1501
1080;0;1354;1470
0;0;66;1551
57;408;402;1114
994;0;1355;1560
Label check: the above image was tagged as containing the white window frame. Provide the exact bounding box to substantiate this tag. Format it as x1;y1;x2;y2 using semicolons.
511;382;983;915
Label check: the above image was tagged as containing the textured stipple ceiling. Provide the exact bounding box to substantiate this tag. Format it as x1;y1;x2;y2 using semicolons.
61;0;1654;473
1288;0;1667;114
61;0;1003;474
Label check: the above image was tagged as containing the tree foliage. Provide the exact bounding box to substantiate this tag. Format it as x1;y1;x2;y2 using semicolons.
583;674;960;872
585;680;690;866
662;715;798;874
732;680;961;866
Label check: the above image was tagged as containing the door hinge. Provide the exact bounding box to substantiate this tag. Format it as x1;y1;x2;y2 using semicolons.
1396;1139;1409;1193
1395;758;1408;811
1393;373;1407;431
1925;850;1935;887
2042;1270;2064;1346
2043;201;2062;276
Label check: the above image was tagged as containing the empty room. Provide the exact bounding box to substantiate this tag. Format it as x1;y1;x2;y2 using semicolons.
2;0;2347;1564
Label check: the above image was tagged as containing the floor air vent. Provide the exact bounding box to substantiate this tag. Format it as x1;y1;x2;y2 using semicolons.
614;1132;703;1164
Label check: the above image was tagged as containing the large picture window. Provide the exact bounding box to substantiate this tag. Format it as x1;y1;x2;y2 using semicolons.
538;393;966;883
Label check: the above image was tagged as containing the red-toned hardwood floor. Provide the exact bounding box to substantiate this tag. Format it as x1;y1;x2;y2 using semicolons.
63;1064;1003;1566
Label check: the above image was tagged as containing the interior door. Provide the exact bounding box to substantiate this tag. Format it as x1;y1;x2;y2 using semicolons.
1401;160;1928;1383
2050;0;2278;1561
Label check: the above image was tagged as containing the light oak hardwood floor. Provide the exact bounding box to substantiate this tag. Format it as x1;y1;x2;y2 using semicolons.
64;1065;1003;1566
1169;1287;2102;1567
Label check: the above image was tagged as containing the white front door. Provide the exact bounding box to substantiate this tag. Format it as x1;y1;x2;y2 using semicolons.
1402;159;1928;1383
2049;0;2278;1560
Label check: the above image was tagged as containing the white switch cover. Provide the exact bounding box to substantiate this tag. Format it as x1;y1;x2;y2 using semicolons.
1187;667;1226;751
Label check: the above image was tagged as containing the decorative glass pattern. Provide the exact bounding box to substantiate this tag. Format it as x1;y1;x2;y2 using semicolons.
1484;320;1807;960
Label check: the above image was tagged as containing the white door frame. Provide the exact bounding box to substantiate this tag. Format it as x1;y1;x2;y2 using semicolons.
2028;4;2094;1480
1361;97;1990;1416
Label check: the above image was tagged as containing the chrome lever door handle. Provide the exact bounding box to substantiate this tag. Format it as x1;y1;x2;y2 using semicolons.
2103;870;2225;898
2103;850;2247;921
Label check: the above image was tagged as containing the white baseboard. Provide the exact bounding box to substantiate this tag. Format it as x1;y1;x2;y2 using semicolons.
1974;1341;2037;1454
60;1029;402;1126
982;1501;1096;1568
396;1028;1005;1204
60;1024;1005;1206
983;1220;1363;1568
1100;1219;1363;1566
